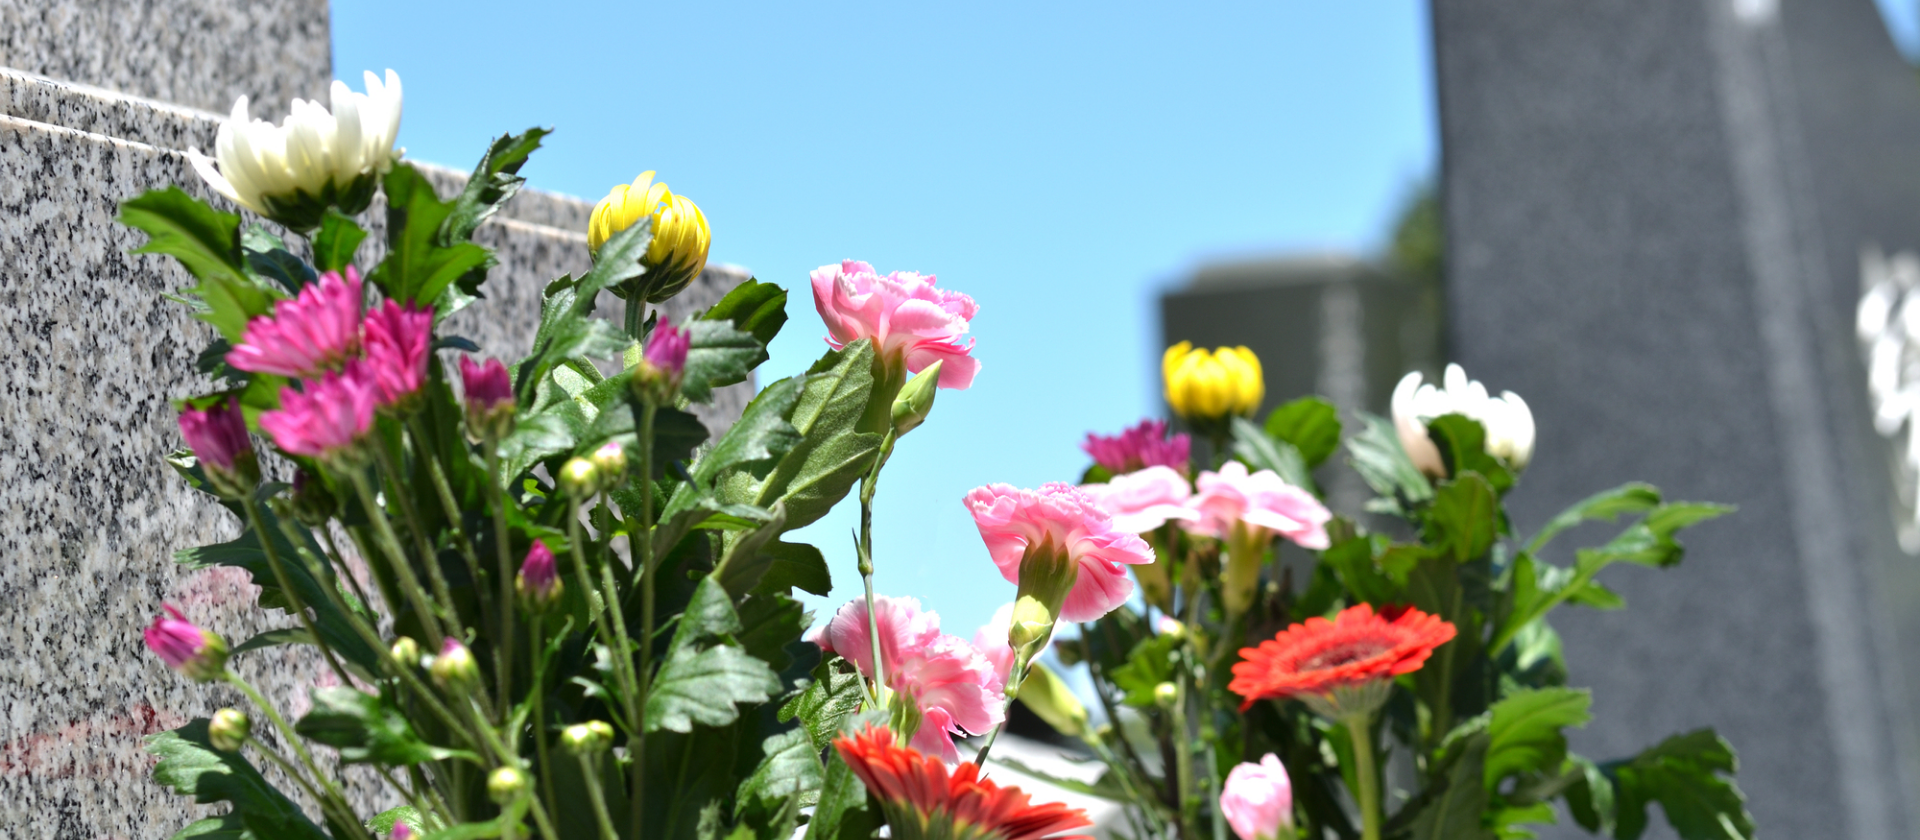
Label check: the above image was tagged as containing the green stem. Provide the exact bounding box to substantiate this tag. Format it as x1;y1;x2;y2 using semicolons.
577;753;621;840
857;430;898;700
528;614;559;823
349;470;446;646
370;439;461;635
249;737;367;839
566;496;640;724
630;399;658;836
241;498;350;686
526;796;561;840
1171;673;1197;833
408;417;497;696
230;675;371;840
484;441;519;720
973;618;1046;767
1347;714;1382;840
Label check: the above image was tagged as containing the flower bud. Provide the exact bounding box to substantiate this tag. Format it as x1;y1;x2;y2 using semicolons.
458;356;516;443
391;823;414;840
1156;616;1186;641
208;708;251;752
1153;682;1179;709
1162;341;1264;424
430;637;478;691
143;605;229;682
561;721;613;754
590;442;628;487
558;457;600;499
390;636;421;669
1221;754;1295;840
890;360;942;436
588;172;712;303
633;322;690;404
178;397;259;499
516;542;564;613
487;765;528;804
1017;661;1089;739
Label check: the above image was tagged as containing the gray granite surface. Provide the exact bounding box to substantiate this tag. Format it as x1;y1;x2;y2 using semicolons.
0;66;751;838
0;0;330;117
1433;0;1920;837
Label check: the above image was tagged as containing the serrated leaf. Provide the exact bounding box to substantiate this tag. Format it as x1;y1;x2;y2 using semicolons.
736;727;824;811
673;577;744;649
693;376;804;487
735;592;809;670
445;127;549;243
1347;412;1434;512
1565;754;1618;835
295;687;473;765
1610;729;1753;840
367;163;492;306
1526;482;1663;555
719;342;883;532
1109;634;1179;707
1426;413;1516;493
644;643;783;733
1425;472;1500;563
1485;688;1591;788
703;278;790;347
241;225;315;293
1324;533;1401;606
751;541;832;597
681;319;768;403
1231;416;1315;490
1264;396;1342;468
573;213;652;306
781;657;867;751
120;187;269;341
1409;731;1495;840
511;275;632;406
311;210;367;273
368;806;422;835
147;719;330;840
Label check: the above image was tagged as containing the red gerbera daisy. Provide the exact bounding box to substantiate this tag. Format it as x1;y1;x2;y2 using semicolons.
1229;603;1456;718
834;725;1094;840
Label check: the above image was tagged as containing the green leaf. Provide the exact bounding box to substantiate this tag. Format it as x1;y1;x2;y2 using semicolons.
1409;731;1495;840
120;187;269;341
1564;754;1617;835
170;813;245;840
1323;533;1402;606
1525;482;1663;555
147;719;330;840
673;577;744;648
805;715;885;840
719;341;883;532
1264;396;1343;468
1426;414;1516;493
1109;634;1180;707
1485;688;1592;788
445;127;550;243
573;212;652;306
1425;472;1501;563
1231;416;1314;489
996;757;1130;801
1491;802;1557;840
682;319;770;403
694;376;805;489
751;540;832;597
1347;412;1434;512
232;626;312;654
368;806;423;835
511;275;632;406
1609;730;1753;840
736;727;824;811
366;163;492;306
703;278;790;347
294;687;474;765
241;225;314;293
781;657;867;752
311;210;368;273
734;592;810;670
645;643;783;733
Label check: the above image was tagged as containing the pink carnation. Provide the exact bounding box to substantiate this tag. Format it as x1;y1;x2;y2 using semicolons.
1080;465;1198;534
1221;754;1294;840
227;268;364;378
178;397;252;474
812;595;1004;763
259;361;379;461
811;259;980;390
1082;418;1191;475
363;300;434;407
964;483;1155;622
1186;461;1332;550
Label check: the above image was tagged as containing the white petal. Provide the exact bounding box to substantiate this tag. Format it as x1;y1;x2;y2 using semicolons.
1443;362;1469;395
187;147;251;210
330;82;366;180
1501;391;1536;469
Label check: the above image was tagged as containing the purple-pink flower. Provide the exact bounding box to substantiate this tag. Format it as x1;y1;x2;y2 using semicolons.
227;268;364;378
645;322;690;375
144;604;227;681
812;595;1004;763
1083;418;1191;476
1221;754;1295;840
811;260;980;390
178;397;252;474
518;541;560;603
1185;461;1332;550
363;299;434;407
259;361;379;461
458;356;513;410
964;483;1155;623
1081;465;1199;534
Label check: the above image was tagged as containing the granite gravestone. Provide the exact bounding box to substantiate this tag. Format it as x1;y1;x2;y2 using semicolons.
0;6;749;836
1434;0;1920;836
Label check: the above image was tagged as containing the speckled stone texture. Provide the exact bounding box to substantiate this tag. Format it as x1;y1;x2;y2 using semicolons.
0;70;750;838
0;0;330;117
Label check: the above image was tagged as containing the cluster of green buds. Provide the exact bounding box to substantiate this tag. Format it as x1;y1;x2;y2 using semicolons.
209;708;251;752
561;720;615;755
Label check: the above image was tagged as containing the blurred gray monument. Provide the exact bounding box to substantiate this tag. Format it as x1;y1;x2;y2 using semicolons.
0;1;745;834
1434;0;1920;836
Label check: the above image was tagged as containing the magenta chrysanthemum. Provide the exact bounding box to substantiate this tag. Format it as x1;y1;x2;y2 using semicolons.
812;259;980;389
1186;461;1332;550
227;268;364;378
964;483;1155;622
144;604;227;681
645;322;690;375
458;356;513;410
178;397;252;474
363;299;433;407
1082;418;1191;476
259;361;379;461
812;595;1004;763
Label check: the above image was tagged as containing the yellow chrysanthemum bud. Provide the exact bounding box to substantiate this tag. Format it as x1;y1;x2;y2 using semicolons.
587;171;712;303
1162;341;1265;422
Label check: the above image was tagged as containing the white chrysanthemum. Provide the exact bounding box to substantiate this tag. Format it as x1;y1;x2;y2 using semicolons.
1390;363;1536;477
189;70;403;229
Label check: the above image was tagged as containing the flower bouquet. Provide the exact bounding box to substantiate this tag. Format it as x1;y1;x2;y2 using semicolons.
124;70;1754;840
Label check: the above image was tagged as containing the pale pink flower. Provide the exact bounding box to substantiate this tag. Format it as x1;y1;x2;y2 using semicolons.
1081;465;1198;534
178;398;252;474
1186;461;1332;550
259;361;379;461
1082;418;1191;475
964;483;1155;623
227;268;364;378
811;259;980;389
812;595;1004;763
1222;754;1294;840
363;299;434;407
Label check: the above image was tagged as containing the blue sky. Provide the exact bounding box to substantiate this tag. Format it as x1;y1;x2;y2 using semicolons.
331;1;1436;635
